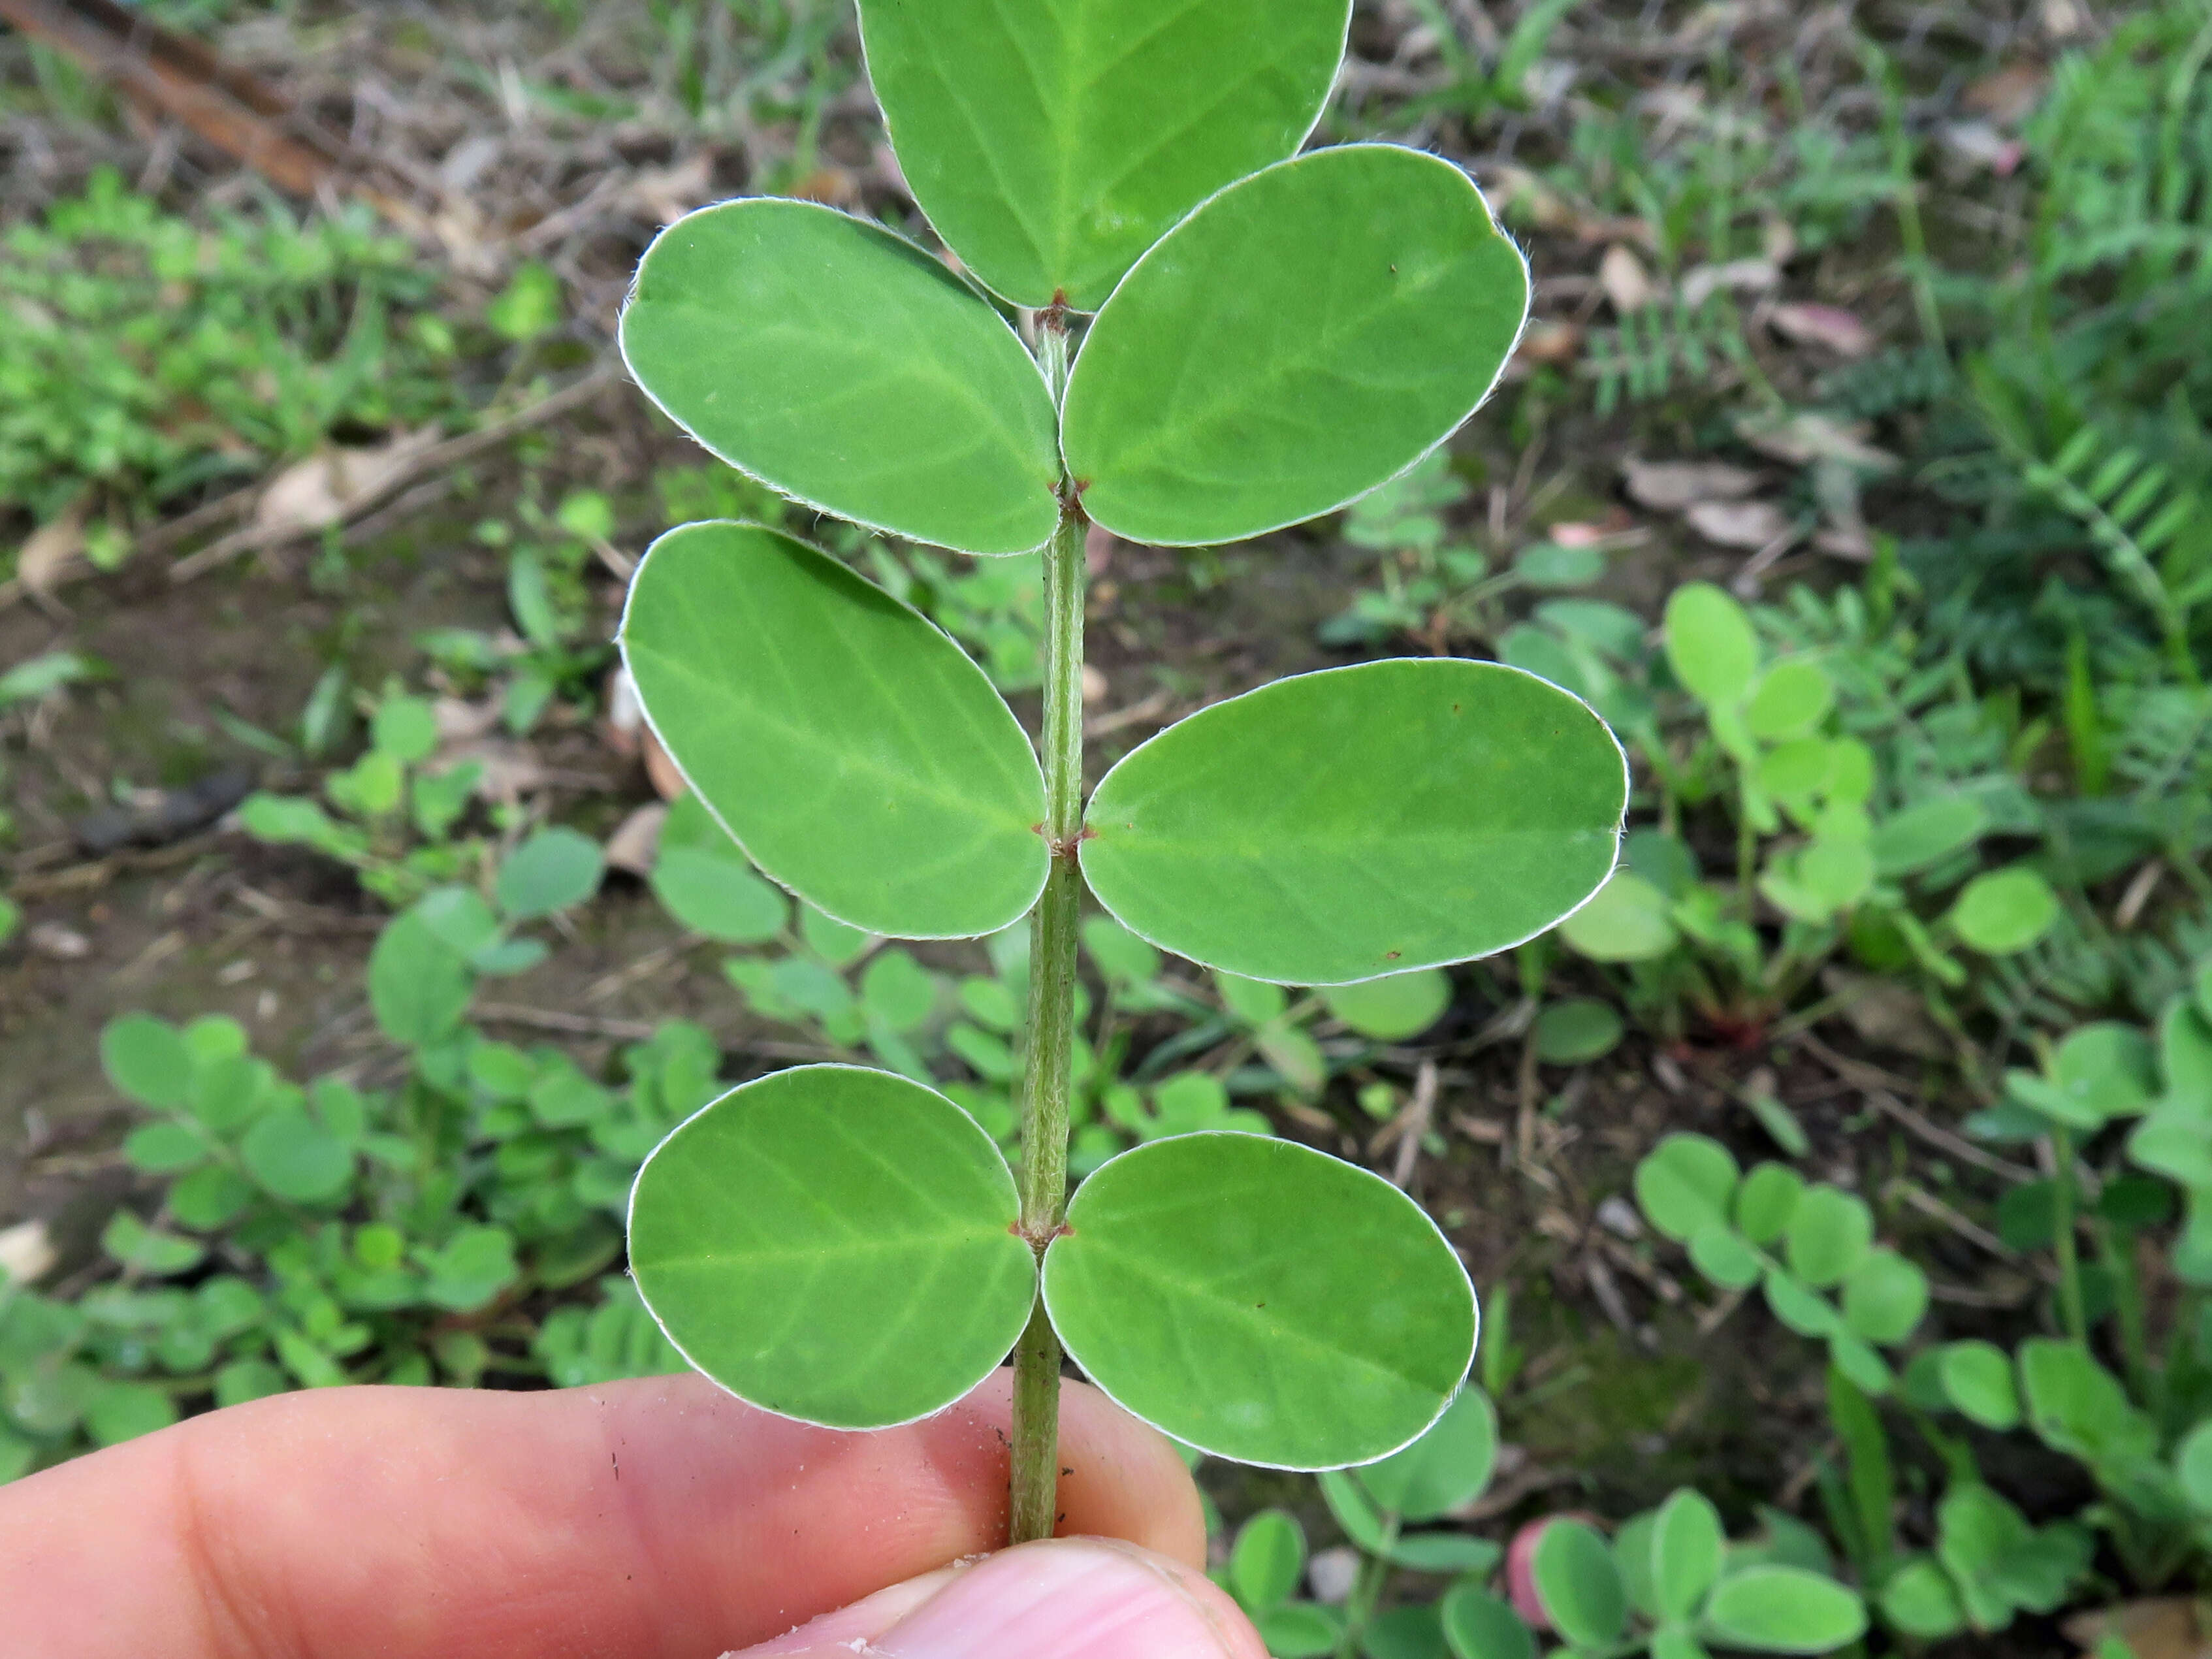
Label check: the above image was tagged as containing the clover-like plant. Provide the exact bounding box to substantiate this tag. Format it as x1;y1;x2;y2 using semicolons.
615;0;1627;1539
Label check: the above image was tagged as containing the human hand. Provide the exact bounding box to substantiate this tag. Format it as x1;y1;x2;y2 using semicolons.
0;1370;1267;1659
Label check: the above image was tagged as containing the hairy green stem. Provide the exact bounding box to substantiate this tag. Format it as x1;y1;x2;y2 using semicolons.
1008;312;1087;1547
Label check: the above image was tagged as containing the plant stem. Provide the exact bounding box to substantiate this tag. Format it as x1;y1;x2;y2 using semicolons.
2049;1126;2088;1345
1333;1515;1399;1659
1008;310;1087;1547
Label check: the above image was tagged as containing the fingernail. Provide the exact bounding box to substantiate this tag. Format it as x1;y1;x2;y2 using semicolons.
740;1538;1256;1659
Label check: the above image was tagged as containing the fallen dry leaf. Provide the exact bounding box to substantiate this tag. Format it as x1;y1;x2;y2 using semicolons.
1769;302;1874;357
1511;319;1582;368
1620;457;1759;513
630;153;714;225
434;694;504;745
253;430;440;541
1821;968;1948;1059
1685;498;1793;549
14;500;86;597
2064;1598;2209;1659
428;739;549;803
1964;61;2048;126
643;728;686;801
1735;410;1899;472
787;165;858;206
1939;120;2025;176
27;921;91;961
603;801;667;878
1084;521;1117;575
601;665;643;760
1081;665;1109;705
1476;163;1577;233
0;1219;56;1286
1599;244;1655;314
871;141;912;202
1679;257;1778;310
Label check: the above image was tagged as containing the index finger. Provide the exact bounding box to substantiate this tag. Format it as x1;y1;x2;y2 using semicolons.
0;1369;1203;1659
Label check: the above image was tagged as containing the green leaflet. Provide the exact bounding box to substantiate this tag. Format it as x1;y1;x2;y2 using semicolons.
627;1065;1036;1428
621;523;1049;939
1081;660;1626;984
860;0;1349;311
620;199;1061;555
1043;1133;1476;1468
1061;145;1529;546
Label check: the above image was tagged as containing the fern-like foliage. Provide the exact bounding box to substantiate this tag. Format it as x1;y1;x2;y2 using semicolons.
1580;297;1755;414
2019;425;2212;656
1816;347;1953;424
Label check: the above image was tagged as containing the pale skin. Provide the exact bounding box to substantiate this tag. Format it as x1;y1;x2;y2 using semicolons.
0;1371;1270;1659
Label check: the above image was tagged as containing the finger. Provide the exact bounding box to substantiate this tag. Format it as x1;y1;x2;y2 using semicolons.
0;1368;1202;1659
741;1538;1270;1659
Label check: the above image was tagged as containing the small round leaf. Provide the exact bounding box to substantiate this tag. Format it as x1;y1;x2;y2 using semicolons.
860;0;1349;311
1784;1187;1873;1288
1322;969;1452;1042
1043;1133;1476;1468
1558;872;1678;963
651;794;790;943
1533;998;1624;1065
1761;1270;1841;1338
1651;1489;1724;1620
628;1065;1036;1428
1061;146;1528;547
1663;584;1759;711
240;1109;354;1204
1634;1135;1740;1243
1949;866;2060;956
1699;1566;1866;1654
1744;660;1834;741
623;524;1048;940
102;1016;192;1111
496;826;604;921
1231;1509;1309;1611
1081;660;1626;986
1356;1387;1498;1520
1841;1248;1928;1344
1734;1163;1804;1246
1531;1521;1627;1649
1441;1586;1535;1659
621;199;1061;555
367;912;473;1048
1938;1340;2021;1430
1688;1227;1762;1291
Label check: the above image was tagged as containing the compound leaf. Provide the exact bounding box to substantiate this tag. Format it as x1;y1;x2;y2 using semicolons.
623;523;1048;939
1061;146;1528;546
1082;660;1625;985
622;199;1061;555
860;0;1349;310
628;1065;1036;1428
1043;1133;1475;1468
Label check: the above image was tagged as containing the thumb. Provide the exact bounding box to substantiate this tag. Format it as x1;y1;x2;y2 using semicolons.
732;1537;1270;1659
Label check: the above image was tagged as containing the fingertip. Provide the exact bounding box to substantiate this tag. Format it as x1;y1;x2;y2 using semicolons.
729;1538;1266;1659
